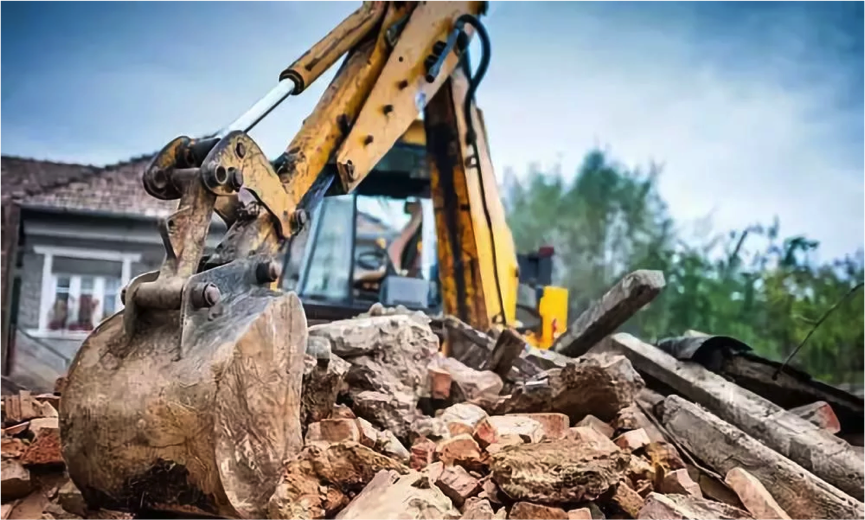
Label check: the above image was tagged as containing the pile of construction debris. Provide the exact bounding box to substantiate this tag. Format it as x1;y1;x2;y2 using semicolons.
2;270;864;520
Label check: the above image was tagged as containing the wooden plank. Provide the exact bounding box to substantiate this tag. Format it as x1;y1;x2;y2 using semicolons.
606;333;864;499
440;316;493;370
482;328;525;379
553;270;665;358
720;354;863;434
661;395;863;520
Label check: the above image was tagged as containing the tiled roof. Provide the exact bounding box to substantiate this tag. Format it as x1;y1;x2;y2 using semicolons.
22;156;176;218
1;156;100;202
1;154;175;218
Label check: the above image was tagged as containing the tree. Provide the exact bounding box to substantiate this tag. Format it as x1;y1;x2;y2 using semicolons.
503;149;864;385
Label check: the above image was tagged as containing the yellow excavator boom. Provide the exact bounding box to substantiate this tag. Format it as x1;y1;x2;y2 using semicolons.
59;3;567;518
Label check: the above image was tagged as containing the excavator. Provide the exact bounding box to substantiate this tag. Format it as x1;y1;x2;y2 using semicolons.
59;2;568;518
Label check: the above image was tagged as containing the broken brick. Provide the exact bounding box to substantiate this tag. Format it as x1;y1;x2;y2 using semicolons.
609;483;644;518
436;465;481;506
613;428;650;452
356;418;378;448
509;413;569;440
430;367;452;400
644;442;685;471
567;426;621;452
509;502;568;519
660;468;703;498
441;403;489;429
788;401;841;435
1;437;27;459
574;415;614;439
486;435;524;455
21;426;62;466
377;429;410;463
410;437;437;470
436;434;482;467
474;416;543;447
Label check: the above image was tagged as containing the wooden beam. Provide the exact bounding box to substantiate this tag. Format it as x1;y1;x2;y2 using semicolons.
482;328;525;379
661;395;863;520
605;333;864;499
553;270;665;358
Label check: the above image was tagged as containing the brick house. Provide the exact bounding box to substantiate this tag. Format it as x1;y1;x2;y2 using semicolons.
1;143;427;393
0;154;231;392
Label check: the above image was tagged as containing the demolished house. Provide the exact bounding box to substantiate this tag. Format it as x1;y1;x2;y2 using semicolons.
1;270;863;520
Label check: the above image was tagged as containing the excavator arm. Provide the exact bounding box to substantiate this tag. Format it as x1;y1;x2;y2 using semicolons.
58;3;553;519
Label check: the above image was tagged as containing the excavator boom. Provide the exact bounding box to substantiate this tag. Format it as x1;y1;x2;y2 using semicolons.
58;3;566;518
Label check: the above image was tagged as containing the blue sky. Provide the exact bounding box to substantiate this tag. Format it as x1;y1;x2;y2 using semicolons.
2;1;863;261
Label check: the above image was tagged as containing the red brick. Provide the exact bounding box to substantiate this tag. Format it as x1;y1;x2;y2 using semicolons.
613;428;650;452
436;434;482;467
318;419;361;443
660;468;702;498
430;367;452;400
436;465;481;506
789;401;841;435
473;416;543;447
410;437;437;470
509;413;569;440
509;502;568;519
574;415;614;439
21;427;62;466
568;426;621;453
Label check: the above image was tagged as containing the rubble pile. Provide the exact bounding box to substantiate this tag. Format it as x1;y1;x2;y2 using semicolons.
1;391;132;519
2;271;864;519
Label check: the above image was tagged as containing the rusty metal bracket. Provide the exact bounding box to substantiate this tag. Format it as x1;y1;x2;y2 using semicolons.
200;131;295;239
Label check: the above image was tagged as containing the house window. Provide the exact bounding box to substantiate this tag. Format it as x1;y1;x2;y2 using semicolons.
33;246;141;338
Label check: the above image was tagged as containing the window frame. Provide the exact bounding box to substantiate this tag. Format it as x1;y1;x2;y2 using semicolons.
29;246;141;340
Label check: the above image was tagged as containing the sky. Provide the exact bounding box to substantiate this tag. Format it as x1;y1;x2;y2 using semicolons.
2;1;863;261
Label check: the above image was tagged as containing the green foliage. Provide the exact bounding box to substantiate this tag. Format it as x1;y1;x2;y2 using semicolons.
503;149;864;385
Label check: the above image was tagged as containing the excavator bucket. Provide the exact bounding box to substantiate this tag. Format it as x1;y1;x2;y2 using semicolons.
59;264;308;518
58;136;311;519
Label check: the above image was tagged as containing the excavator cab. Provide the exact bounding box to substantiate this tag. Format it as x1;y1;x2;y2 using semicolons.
285;134;444;323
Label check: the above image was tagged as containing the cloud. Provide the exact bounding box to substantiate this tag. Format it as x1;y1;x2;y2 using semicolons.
478;2;864;260
2;2;861;260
